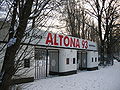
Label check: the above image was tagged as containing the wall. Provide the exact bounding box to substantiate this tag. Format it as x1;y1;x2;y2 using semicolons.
87;51;99;68
13;45;35;79
59;49;77;72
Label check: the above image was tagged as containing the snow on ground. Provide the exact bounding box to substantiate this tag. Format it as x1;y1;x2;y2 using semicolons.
21;60;120;90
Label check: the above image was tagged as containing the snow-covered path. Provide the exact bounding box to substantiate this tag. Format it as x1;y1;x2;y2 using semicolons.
22;61;120;90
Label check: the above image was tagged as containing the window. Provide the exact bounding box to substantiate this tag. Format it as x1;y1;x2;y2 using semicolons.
95;57;97;62
66;58;69;64
92;57;94;62
24;59;30;68
73;58;75;64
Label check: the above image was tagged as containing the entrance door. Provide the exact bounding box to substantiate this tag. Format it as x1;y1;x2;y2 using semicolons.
81;52;87;69
77;51;87;70
48;50;59;74
34;48;49;79
77;52;81;69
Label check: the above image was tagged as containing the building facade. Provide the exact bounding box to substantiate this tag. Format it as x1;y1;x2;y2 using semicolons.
0;28;99;80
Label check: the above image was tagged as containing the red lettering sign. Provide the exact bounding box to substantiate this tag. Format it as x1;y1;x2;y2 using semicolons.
70;38;75;47
82;40;88;49
54;34;58;45
64;36;69;46
85;41;88;49
76;39;80;48
59;35;63;46
45;32;87;49
46;33;53;45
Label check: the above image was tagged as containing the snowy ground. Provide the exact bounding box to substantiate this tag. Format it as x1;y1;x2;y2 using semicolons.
21;60;120;90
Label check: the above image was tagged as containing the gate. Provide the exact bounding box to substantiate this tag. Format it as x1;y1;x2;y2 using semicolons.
34;48;49;79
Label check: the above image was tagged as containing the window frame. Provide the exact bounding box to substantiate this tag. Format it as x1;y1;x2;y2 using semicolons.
73;58;76;64
95;57;97;62
24;58;30;68
92;57;94;62
66;58;69;64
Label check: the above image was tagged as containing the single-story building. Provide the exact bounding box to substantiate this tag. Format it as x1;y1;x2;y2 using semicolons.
0;29;99;81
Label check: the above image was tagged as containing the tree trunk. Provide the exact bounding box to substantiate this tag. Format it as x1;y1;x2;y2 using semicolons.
99;40;105;65
98;14;105;65
0;1;33;90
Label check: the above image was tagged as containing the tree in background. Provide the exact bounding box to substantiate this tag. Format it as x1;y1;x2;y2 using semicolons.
85;0;120;65
60;0;99;41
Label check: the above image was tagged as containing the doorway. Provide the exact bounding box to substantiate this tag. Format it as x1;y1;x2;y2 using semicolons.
34;48;59;79
48;50;59;75
77;51;87;70
34;48;48;79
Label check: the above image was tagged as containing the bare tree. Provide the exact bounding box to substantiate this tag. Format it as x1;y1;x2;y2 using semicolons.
0;0;54;90
85;0;120;65
61;0;95;39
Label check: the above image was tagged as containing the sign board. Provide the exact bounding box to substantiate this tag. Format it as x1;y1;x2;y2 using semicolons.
24;30;97;50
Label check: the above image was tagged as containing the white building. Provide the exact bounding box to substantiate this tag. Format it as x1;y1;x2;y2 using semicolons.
19;30;99;79
0;28;99;81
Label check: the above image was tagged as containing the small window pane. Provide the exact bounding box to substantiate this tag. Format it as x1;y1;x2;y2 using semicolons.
24;59;30;68
92;58;94;62
73;58;75;64
66;58;69;64
95;57;97;62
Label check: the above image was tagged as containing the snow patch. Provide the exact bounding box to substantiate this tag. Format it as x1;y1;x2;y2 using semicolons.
7;37;16;47
20;61;120;90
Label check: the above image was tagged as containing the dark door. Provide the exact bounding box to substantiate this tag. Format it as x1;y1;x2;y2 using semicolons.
48;50;59;74
77;52;81;69
77;51;87;70
81;52;87;69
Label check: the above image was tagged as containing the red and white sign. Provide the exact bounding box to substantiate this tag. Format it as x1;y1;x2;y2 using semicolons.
25;31;97;50
45;33;88;49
